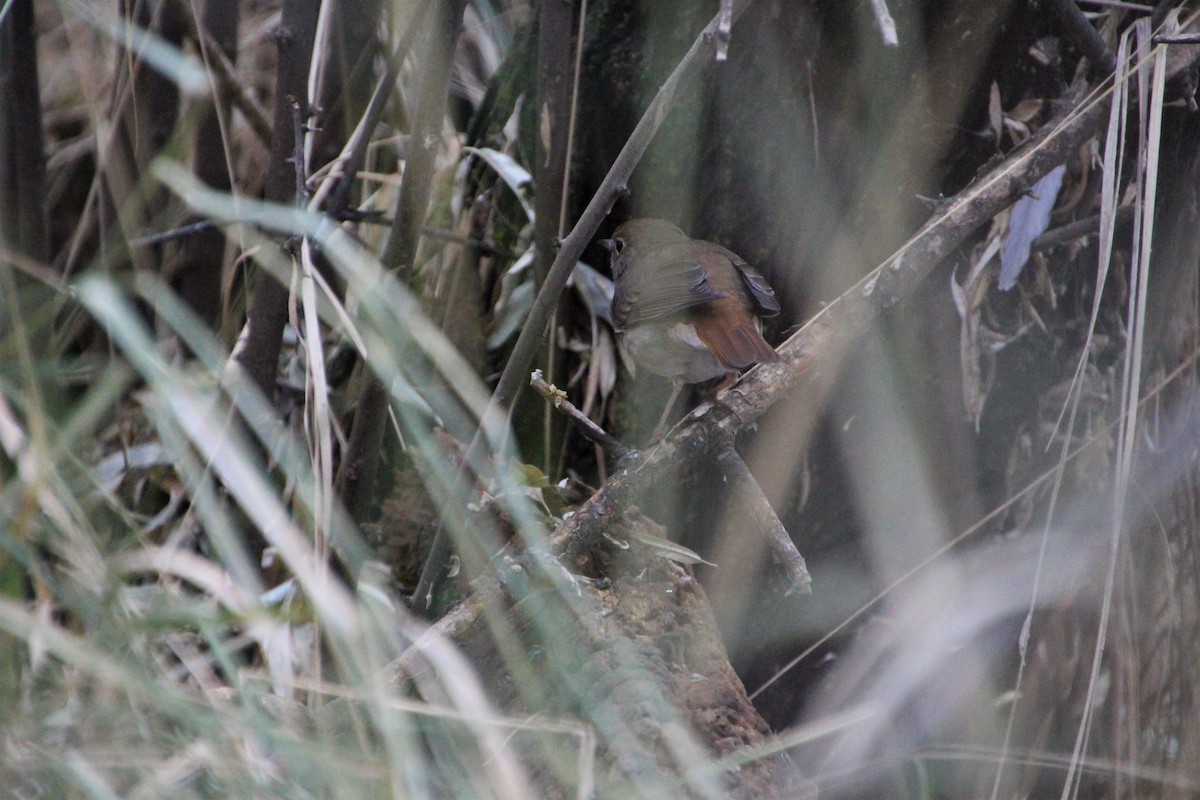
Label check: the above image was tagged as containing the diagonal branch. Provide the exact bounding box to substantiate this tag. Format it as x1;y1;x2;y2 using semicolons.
531;369;629;460
716;445;812;595
1049;0;1116;79
549;22;1200;557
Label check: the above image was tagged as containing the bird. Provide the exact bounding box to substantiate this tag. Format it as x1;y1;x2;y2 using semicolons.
600;218;781;437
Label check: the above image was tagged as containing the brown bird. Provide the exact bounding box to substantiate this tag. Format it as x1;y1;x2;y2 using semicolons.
601;219;781;436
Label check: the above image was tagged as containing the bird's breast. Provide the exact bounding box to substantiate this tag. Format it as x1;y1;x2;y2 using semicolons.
622;321;728;383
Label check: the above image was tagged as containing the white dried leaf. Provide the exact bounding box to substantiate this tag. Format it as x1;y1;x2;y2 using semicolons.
999;164;1066;291
988;81;1003;144
632;529;717;567
464;146;535;220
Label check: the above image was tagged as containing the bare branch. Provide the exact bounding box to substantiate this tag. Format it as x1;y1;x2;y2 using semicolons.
717;445;812;595
531;369;629;460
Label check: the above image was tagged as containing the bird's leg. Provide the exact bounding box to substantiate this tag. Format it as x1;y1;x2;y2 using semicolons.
651;379;686;440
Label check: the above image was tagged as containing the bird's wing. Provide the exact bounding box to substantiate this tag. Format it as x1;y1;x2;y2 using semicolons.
612;247;725;330
728;252;781;317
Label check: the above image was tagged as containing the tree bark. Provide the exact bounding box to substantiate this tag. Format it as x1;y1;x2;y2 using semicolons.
0;0;48;262
237;0;322;399
178;0;242;327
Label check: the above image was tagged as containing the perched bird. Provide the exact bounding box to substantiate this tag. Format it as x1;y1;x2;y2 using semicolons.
601;218;780;435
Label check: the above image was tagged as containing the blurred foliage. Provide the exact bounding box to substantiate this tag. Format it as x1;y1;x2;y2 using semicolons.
2;1;1200;799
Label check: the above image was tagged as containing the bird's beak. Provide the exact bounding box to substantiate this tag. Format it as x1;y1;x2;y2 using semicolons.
597;238;615;253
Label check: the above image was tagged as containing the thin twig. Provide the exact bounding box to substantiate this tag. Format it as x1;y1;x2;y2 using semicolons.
559;0;588;240
201;29;273;146
420;226;519;259
176;6;273;145
327;0;436;217
1050;0;1117;78
1153;32;1200;43
716;445;812;595
289;96;310;203
1078;0;1154;11
1031;205;1135;250
530;369;629;460
130;205;399;249
129;219;217;248
532;0;577;477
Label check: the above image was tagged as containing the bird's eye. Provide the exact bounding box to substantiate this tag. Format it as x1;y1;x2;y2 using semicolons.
613;239;625;254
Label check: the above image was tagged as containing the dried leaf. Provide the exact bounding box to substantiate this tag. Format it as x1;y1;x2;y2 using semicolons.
1008;98;1043;123
571;261;615;327
488;281;533;349
502;93;524;143
631;530;717;567
954;275;988;429
1002;117;1031;145
518;463;553;489
489;248;535;349
595;329;618;400
998;163;1066;290
464;146;535;220
95;442;174;493
952;241;999;429
988;81;1003;144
